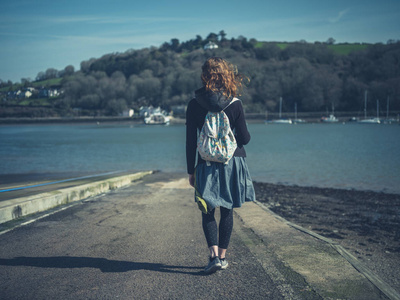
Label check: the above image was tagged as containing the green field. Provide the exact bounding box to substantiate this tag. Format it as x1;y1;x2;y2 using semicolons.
254;41;369;54
0;78;63;92
4;98;53;106
276;43;289;50
18;98;53;106
328;43;370;55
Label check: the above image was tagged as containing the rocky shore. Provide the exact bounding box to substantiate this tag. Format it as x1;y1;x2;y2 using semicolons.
253;181;400;294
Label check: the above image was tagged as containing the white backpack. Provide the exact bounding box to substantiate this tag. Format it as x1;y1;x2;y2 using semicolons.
197;98;239;165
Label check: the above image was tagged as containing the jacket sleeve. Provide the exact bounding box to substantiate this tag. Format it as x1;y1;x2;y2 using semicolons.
186;100;198;174
234;101;251;146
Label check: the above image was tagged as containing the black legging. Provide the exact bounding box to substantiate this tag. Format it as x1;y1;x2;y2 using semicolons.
202;207;233;249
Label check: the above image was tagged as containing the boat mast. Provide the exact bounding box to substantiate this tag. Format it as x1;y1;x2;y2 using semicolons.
295;102;297;120
386;96;389;119
279;97;282;119
377;99;379;120
364;90;368;119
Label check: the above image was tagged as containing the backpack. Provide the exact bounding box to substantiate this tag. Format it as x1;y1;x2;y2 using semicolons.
197;98;239;165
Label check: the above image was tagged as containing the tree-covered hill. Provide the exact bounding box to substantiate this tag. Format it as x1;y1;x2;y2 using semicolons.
1;33;399;118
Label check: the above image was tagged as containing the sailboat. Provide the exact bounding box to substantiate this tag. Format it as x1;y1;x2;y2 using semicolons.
268;97;292;124
383;96;397;124
293;102;306;124
358;91;380;124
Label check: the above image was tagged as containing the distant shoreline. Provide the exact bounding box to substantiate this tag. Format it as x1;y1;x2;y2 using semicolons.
0;116;144;125
0;116;190;125
1;111;399;125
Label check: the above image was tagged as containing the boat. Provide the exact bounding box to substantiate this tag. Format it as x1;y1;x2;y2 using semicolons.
269;119;293;124
348;117;359;122
321;114;339;123
144;113;170;125
358;117;380;124
293;102;306;124
267;97;292;124
358;91;380;124
321;103;339;123
382;96;397;124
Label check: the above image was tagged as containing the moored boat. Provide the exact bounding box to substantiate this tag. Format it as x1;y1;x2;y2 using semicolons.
321;114;339;123
144;113;170;125
268;119;293;124
358;118;381;124
358;93;380;124
321;103;339;123
267;97;293;124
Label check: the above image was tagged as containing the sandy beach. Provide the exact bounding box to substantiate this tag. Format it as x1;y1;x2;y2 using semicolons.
253;181;400;294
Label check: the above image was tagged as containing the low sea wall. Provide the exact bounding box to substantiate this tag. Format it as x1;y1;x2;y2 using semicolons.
0;171;153;225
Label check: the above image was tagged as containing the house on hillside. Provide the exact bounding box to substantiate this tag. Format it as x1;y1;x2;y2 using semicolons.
121;109;134;117
17;89;32;99
38;88;60;98
204;42;218;50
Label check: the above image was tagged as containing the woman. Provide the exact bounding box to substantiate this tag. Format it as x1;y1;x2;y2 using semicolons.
186;57;255;274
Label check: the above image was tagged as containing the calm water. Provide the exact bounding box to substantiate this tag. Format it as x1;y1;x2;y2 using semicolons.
0;123;399;194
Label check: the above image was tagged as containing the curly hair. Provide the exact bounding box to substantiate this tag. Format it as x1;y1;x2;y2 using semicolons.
201;57;248;99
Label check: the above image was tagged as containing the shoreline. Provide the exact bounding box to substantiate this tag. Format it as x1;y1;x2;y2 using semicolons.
1;115;399;127
253;181;400;294
0;116;188;126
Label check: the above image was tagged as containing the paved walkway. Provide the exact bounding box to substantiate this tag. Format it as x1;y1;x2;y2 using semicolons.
0;172;395;299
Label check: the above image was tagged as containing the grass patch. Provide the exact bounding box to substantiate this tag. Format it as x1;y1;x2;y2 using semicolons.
276;43;289;50
0;78;63;93
15;98;53;106
328;43;370;55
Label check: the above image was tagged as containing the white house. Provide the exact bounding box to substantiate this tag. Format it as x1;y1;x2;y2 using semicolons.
17;90;32;99
204;42;218;50
121;109;134;117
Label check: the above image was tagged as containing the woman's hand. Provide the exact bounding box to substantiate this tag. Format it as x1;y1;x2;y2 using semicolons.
188;174;195;187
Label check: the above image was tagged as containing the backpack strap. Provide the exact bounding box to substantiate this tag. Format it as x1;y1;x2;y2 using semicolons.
222;97;239;112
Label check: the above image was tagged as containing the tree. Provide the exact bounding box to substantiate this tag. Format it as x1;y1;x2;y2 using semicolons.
219;30;227;41
326;37;336;45
80;58;97;73
36;71;46;81
170;38;180;51
206;33;218;43
194;35;203;48
21;78;31;86
45;68;58;79
255;43;280;60
106;98;127;115
63;65;75;76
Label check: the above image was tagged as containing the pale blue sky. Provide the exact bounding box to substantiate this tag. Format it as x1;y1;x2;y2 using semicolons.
1;0;399;82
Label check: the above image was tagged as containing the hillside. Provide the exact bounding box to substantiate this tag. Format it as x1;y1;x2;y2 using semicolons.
1;34;399;118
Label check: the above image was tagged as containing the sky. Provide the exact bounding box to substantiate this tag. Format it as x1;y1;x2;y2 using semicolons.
1;0;399;83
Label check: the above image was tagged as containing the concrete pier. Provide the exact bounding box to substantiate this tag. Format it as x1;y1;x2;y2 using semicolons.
0;172;397;299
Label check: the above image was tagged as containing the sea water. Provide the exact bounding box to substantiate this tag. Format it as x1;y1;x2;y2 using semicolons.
0;123;399;194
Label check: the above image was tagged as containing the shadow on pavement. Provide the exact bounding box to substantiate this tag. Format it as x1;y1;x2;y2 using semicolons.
0;256;205;276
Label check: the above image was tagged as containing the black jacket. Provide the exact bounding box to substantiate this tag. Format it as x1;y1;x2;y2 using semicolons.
185;87;251;174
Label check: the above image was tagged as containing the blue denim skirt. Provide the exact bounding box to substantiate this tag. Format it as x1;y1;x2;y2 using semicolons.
194;157;255;212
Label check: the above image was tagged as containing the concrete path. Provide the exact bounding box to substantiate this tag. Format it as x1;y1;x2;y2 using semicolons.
0;172;392;299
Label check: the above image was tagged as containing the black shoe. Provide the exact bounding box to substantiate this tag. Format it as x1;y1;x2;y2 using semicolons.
204;257;221;274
